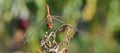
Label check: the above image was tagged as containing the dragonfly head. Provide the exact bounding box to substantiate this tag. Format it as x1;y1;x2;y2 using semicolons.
47;22;53;29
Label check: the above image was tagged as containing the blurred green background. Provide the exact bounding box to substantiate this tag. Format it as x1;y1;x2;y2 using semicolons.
0;0;120;53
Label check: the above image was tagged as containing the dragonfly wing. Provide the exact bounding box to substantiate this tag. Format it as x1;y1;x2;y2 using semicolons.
23;19;47;45
23;16;66;45
52;16;65;24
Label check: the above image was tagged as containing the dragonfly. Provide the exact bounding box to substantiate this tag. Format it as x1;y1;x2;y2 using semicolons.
46;4;53;29
23;4;83;45
23;4;66;45
22;4;84;53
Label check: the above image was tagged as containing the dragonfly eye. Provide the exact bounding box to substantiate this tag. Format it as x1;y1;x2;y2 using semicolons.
48;25;53;29
47;22;53;29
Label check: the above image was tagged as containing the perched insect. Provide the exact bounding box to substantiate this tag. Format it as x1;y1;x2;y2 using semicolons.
23;4;65;45
22;4;83;53
46;4;53;29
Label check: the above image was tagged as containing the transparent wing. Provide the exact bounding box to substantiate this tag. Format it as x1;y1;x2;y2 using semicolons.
23;16;65;45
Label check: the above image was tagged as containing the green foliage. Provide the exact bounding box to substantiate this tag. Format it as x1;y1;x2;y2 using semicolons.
0;0;120;53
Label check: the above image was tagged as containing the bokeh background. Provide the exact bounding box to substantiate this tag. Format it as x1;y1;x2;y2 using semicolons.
0;0;120;53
